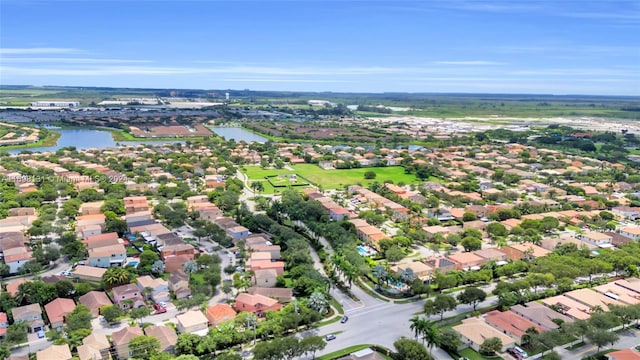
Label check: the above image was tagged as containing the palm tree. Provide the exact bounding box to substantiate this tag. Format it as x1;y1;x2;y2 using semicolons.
400;268;416;284
521;327;539;349
422;319;440;354
409;315;422;339
183;261;198;274
102;267;130;288
372;265;387;287
308;291;328;315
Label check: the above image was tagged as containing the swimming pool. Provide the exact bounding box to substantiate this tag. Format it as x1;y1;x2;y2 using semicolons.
357;246;368;256
128;261;139;267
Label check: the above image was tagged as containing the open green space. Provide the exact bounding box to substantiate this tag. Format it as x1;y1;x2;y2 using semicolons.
241;164;430;190
266;174;310;187
293;164;422;189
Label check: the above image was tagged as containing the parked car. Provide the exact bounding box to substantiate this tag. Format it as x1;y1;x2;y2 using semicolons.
154;307;167;315
507;348;523;360
325;334;336;341
340;316;349;323
37;330;45;339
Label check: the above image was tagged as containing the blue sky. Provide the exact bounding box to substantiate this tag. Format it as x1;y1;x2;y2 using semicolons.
1;0;638;95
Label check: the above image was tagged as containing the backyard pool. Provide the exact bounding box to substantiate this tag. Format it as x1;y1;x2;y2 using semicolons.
128;261;139;268
357;245;368;256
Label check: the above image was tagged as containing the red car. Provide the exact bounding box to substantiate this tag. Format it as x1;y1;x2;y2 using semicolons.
154;303;167;314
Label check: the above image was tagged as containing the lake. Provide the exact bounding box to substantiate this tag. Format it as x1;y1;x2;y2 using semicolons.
7;129;184;154
210;127;267;143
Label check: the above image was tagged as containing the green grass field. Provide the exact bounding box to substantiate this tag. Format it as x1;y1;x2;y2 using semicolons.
293;164;421;189
241;164;425;190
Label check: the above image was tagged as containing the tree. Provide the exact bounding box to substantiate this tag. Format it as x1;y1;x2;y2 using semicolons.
152;260;165;274
130;306;151;324
102;267;130;288
586;328;619;353
457;287;487;311
250;181;264;193
480;337;502;356
372;264;388;286
392;338;433;360
183;260;198;274
308;291;328;315
462;212;477;222
385;245;405;263
0;346;10;360
461;237;482;252
364;171;376;179
129;335;161;360
424;294;457;320
101;305;124;324
55;280;76;298
438;329;462;353
421;319;440;354
5;321;27;344
299;335;326;360
66;305;92;332
486;222;508;238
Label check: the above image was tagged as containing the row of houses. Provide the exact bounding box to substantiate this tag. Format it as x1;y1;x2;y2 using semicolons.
452;277;640;353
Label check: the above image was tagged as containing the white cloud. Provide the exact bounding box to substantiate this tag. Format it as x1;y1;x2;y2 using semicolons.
0;47;80;55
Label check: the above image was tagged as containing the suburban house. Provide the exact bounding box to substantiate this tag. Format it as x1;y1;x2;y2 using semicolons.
72;265;107;282
248;244;281;260
499;243;550;261
44;298;76;329
160;243;196;260
144;325;178;353
111;284;145;309
12;303;44;333
36;344;72;360
233;293;282;316
205;304;237;327
78;291;113;317
248;260;285;275
447;252;486;270
111;326;144;360
391;261;434;282
620;227;640;241
592;284;640;305
510;302;573;330
77;333;110;360
252;269;278;288
424;257;458;274
227;225;250;240
564;288;619;312
452;317;515;352
612;206;640;220
248;287;294;303
87;244;127;268
541;295;592;320
168;269;191;299
484;310;545;343
605;349;640;360
164;254;192;273
473;248;507;263
578;232;612;247
136;275;170;302
176;310;209;335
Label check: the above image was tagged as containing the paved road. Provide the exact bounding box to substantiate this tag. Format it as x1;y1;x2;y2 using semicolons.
295;288;497;360
557;327;640;360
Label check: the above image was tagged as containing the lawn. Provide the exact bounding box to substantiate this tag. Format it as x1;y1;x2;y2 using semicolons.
293;164;422;189
459;348;503;360
241;164;438;191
